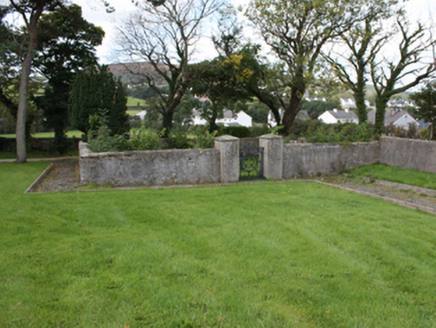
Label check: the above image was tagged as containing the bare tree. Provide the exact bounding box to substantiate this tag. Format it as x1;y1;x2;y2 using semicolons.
371;19;436;134
323;16;392;124
118;0;223;135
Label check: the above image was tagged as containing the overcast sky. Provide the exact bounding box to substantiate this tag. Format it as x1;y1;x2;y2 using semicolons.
77;0;436;66
2;0;436;65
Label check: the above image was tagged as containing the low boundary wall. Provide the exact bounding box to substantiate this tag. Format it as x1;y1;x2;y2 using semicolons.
79;142;220;186
79;136;435;186
283;141;380;178
380;137;436;174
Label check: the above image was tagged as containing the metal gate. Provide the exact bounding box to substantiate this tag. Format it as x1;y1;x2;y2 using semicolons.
239;141;264;180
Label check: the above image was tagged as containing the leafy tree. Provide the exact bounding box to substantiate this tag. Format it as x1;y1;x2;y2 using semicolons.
212;14;283;126
33;4;104;153
190;57;251;132
0;5;21;120
118;0;223;136
246;0;363;135
69;65;129;136
410;81;436;140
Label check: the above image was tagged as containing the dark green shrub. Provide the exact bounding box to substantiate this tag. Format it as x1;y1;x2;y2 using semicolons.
249;125;270;137
193;127;217;149
128;126;161;150
162;129;194;149
87;123;128;152
220;126;251;138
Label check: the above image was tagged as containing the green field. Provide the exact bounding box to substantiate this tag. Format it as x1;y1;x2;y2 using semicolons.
127;97;147;107
346;163;436;190
1;163;435;326
0;130;83;139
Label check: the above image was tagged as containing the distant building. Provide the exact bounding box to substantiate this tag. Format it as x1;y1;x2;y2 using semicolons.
134;110;147;120
367;109;417;130
387;98;416;109
267;109;309;127
340;98;356;109
318;109;358;124
193;109;252;127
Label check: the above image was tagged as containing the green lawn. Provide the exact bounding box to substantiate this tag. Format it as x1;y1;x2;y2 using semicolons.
127;97;147;107
1;163;435;327
346;163;436;190
0;130;82;139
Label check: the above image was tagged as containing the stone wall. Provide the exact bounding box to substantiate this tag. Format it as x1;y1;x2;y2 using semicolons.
79;136;435;187
380;137;436;173
283;141;380;178
80;142;220;186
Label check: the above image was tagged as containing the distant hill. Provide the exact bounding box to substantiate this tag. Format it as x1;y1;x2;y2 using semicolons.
108;62;168;86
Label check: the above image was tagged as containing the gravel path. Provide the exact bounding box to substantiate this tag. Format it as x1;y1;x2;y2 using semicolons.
316;175;436;214
33;160;81;193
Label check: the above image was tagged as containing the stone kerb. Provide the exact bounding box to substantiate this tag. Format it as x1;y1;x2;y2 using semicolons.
259;134;283;180
214;135;239;183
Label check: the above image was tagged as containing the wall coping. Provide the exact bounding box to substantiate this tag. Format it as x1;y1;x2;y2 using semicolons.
381;136;435;144
215;135;239;142
79;141;216;158
259;133;283;140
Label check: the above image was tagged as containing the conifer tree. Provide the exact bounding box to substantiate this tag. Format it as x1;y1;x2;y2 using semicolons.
69;65;129;136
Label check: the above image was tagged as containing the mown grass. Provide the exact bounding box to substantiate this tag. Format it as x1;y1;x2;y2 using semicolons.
127;97;147;107
0;163;435;327
346;163;436;190
0;130;82;139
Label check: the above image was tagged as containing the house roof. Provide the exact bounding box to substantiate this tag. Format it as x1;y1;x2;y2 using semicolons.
327;109;357;120
367;109;416;125
268;109;309;121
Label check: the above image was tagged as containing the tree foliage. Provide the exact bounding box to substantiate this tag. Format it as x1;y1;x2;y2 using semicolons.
190;57;251;132
246;0;363;135
33;4;104;153
69;65;129;136
410;81;436;140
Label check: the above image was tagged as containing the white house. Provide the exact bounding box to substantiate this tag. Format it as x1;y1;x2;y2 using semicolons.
318;109;358;124
367;109;417;130
267;109;309;127
340;98;356;109
134;110;147;120
192;109;253;127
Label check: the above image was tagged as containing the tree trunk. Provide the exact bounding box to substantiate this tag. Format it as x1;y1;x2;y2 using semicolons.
355;73;367;124
16;49;35;163
431;122;435;141
15;3;44;163
374;96;389;136
282;86;304;135
161;110;173;137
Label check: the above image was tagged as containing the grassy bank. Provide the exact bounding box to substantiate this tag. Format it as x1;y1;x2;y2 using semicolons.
0;163;435;327
346;163;436;190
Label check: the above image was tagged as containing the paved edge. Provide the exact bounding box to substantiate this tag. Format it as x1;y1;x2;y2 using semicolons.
371;178;436;197
25;163;55;194
314;180;436;216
